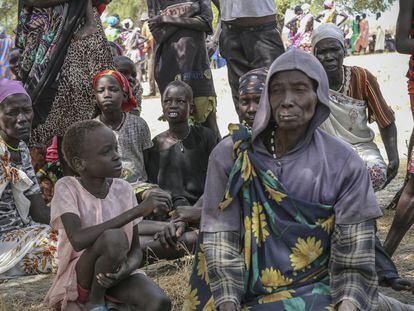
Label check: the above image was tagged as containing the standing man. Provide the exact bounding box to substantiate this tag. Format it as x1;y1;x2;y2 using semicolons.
141;12;157;96
209;0;285;115
148;0;221;138
384;0;414;256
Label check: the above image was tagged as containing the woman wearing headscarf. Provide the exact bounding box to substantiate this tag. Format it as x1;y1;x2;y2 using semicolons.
286;4;314;53
0;79;56;278
15;0;114;150
183;49;382;311
311;23;399;192
237;68;268;128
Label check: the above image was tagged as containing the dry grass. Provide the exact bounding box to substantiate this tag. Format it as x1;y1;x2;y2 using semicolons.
0;247;194;311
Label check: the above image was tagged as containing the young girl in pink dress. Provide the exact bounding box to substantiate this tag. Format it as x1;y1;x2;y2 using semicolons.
44;120;171;311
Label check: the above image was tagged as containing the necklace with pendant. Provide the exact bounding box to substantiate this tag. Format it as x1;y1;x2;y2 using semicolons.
170;127;191;153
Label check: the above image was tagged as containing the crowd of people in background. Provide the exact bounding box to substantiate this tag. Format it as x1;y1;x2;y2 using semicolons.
0;0;414;310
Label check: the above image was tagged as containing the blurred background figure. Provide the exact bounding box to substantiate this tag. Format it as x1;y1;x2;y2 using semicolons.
141;12;157;96
0;26;14;79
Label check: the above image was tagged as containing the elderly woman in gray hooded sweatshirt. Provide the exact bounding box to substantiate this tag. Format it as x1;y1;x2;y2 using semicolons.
182;49;384;311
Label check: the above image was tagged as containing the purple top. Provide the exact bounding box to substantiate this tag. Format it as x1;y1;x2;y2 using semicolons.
201;49;382;232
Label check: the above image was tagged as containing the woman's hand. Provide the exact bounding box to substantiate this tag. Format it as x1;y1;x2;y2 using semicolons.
170;206;201;224
140;188;172;217
155;221;187;249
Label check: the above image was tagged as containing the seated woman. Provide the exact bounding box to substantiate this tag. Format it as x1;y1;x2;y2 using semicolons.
185;49;383;311
0;79;56;278
311;23;399;192
44;120;171;311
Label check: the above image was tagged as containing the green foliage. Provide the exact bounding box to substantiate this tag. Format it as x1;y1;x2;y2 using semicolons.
0;0;18;35
104;0;147;24
0;0;397;35
275;0;395;29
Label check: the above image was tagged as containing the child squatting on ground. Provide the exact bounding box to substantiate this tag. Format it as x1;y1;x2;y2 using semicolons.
44;120;171;311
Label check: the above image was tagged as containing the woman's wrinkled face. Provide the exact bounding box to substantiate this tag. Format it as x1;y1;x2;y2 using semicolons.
94;76;126;114
0;94;34;141
314;38;345;74
238;94;261;127
268;70;318;131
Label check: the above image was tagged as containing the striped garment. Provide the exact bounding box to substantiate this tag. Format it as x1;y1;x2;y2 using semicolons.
329;220;378;310
0;34;14;79
203;221;378;310
346;66;395;128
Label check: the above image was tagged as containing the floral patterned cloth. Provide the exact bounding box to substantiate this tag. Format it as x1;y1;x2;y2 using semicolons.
184;124;336;310
0;139;57;278
0;225;57;278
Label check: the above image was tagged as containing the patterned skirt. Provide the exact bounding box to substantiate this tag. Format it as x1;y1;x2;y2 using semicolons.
0;225;57;278
30;9;114;146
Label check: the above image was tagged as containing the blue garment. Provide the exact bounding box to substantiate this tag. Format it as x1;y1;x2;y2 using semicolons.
0;35;14;79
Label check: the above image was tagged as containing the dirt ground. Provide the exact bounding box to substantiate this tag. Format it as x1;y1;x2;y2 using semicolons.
2;52;414;310
1;171;414;310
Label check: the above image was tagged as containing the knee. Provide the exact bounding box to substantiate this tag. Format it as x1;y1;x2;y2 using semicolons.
367;163;387;192
147;293;171;311
98;229;129;260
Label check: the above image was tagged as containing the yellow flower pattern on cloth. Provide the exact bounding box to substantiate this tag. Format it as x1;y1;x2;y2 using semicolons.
258;289;295;304
244;216;252;269
316;215;335;233
326;304;337;311
182;287;201;311
264;183;286;204
219;190;232;210
242;150;256;181
261;267;293;292
252;202;269;246
202;297;215;311
197;244;209;284
290;237;323;271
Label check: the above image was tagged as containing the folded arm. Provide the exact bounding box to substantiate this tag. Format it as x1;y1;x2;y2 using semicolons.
330;220;378;311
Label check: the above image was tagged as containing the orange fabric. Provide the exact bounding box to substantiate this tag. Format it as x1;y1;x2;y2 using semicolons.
92;70;137;113
347;66;395;128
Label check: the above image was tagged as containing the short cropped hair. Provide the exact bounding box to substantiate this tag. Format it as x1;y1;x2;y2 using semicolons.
114;55;135;67
163;80;193;101
62;120;106;172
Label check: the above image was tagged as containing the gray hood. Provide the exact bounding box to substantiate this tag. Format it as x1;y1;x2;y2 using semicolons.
252;49;331;153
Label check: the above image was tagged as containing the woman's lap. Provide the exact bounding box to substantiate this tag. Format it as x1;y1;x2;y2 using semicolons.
0;225;57;278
